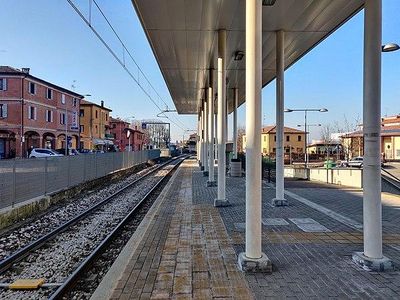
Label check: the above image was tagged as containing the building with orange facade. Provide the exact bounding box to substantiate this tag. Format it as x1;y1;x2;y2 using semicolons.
79;100;113;151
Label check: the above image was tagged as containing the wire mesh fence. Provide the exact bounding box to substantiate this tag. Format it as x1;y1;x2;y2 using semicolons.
0;150;160;209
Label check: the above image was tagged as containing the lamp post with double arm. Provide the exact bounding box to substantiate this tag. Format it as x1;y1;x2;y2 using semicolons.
285;108;328;168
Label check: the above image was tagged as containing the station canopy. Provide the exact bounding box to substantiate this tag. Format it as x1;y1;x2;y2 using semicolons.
131;0;364;114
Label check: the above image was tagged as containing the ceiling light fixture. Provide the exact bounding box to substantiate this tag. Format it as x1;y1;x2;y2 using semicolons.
234;50;244;61
262;0;276;6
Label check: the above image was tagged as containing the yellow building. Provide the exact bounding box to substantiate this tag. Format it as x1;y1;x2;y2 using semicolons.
242;126;306;156
79;100;112;150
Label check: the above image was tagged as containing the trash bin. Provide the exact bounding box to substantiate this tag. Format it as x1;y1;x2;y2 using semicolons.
230;158;242;177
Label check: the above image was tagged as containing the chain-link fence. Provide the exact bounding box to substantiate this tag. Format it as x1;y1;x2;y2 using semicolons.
0;150;160;209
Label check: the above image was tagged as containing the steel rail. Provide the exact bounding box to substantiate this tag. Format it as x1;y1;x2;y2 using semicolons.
381;168;400;183
49;156;186;299
0;156;180;274
381;171;400;193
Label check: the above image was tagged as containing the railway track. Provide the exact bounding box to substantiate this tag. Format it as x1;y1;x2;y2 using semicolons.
0;156;186;299
0;161;163;261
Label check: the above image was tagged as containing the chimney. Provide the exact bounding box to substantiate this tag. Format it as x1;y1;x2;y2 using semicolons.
21;68;30;74
101;100;104;107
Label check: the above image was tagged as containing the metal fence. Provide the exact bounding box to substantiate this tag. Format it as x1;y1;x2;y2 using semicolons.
0;150;160;209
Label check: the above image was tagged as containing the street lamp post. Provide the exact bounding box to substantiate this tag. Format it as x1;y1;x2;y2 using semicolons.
65;102;68;156
285;108;328;168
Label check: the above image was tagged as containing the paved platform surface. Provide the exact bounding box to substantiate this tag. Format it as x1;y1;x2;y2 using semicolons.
94;160;253;299
96;159;400;299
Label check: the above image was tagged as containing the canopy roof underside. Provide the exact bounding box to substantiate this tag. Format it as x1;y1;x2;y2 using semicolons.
132;0;364;114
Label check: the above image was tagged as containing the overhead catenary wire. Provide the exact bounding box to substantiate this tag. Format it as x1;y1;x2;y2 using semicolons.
66;0;188;131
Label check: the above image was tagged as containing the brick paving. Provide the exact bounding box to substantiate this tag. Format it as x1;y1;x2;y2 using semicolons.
106;159;400;299
109;160;253;299
286;179;400;235
192;168;400;299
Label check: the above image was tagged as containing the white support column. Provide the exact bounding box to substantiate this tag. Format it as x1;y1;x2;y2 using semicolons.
238;0;271;272
207;70;216;186
214;29;229;207
214;112;218;161
197;115;200;162
200;109;205;170
225;89;228;143
202;106;206;171
272;30;288;207
198;114;202;166
352;0;392;272
233;88;238;159
203;97;209;174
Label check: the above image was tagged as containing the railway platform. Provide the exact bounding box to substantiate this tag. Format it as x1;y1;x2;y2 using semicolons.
93;158;400;299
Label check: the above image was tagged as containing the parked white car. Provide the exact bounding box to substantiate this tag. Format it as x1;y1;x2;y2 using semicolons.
347;156;385;168
348;156;363;168
29;148;64;158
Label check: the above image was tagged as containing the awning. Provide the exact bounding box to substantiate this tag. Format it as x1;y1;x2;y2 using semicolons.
131;0;364;114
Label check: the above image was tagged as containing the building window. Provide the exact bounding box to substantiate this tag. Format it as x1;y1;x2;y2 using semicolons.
45;110;53;122
0;103;7;118
61;94;66;104
95;110;98;118
28;106;37;120
46;88;53;99
79;109;84;117
298;135;301;142
60;113;66;125
80;125;84;133
29;82;36;94
274;135;276;142
263;135;266;142
286;135;290;142
285;148;290;153
95;125;98;133
105;114;108;121
73;98;77;107
0;78;7;91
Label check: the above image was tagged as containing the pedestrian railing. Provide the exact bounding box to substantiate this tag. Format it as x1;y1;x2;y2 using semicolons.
0;150;160;210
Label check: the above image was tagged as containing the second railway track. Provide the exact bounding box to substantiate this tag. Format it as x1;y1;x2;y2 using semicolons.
0;156;186;299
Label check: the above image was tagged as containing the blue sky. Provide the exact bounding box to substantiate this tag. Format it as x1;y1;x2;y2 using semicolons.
1;1;399;141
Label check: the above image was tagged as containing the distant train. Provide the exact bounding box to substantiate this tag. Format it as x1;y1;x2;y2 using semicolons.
159;144;181;158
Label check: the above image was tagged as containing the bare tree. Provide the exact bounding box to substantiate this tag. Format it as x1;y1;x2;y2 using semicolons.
320;124;334;161
237;125;246;153
334;114;361;160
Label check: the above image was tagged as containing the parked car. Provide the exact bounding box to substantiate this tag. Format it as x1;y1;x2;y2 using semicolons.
347;156;385;168
78;149;93;154
29;148;64;158
348;156;363;168
55;148;80;156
